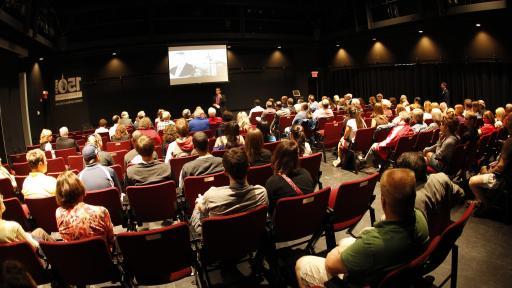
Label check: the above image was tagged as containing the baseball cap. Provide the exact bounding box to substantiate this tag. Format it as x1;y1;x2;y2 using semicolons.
82;145;98;162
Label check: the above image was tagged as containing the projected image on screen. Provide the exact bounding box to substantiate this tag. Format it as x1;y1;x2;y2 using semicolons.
168;45;229;85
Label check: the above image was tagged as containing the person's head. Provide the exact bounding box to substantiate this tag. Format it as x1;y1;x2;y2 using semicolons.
162;111;171;121
454;104;464;116
137;111;145;120
82;144;99;165
308;94;316;103
59;126;69;137
56;171;86;209
400;95;408;104
222;110;234;122
464;99;473;110
237;111;250;128
445;108;455;119
157;109;164;119
389;97;397;106
395;104;405;114
381;99;391;110
281;95;288;104
244;128;264;163
368;96;376;106
114;124;127;138
423;101;432;113
431;108;443;124
412;109;424;124
222;147;249;183
138;117;152;129
348;105;360;119
505;103;512;115
440;82;447;89
471;101;481;113
265;101;273;109
483;110;495;125
175;119;189;138
440;102;448;112
376;93;383;102
321;99;330;109
505;113;512;134
0;260;37;288
351;98;361;108
495;107;506;121
254;99;261;107
131;130;142;145
478;100;486;110
98;119;108;128
163;123;178;143
380;168;416;220
373;103;384;116
87;134;103;151
414;97;421;104
431;102;440;110
399;111;411;124
135;135;154;158
397;152;427;183
112;115;120;124
224;121;240;148
182;109;191;119
193;106;205;118
441;116;459;135
216;87;221;95
275;101;283;110
271;140;299;176
256;120;271;138
192;131;209;154
208;107;217;118
287;97;294;107
121;111;129;119
39;129;52;144
301;103;309;112
26;149;47;173
464;112;477;128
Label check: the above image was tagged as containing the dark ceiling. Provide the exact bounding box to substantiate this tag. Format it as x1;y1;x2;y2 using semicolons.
0;0;508;53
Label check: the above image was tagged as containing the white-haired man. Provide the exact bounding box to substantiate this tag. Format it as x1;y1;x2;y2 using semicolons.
56;126;78;150
189;107;210;132
312;99;334;120
157;111;175;131
208;107;222;125
119;111;133;127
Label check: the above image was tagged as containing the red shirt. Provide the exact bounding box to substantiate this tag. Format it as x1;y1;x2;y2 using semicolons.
208;117;223;125
480;123;496;136
138;128;162;146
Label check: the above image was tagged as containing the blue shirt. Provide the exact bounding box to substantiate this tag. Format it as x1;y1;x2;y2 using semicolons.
189;117;210;132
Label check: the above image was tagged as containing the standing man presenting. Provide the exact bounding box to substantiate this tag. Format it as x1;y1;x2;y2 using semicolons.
440;82;450;107
212;87;227;115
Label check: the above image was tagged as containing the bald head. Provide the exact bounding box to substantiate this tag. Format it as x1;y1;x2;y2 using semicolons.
380;168;416;220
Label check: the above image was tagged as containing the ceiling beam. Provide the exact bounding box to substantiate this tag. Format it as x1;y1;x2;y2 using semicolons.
0;9;55;49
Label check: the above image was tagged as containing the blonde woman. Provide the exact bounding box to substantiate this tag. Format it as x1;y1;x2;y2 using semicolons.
39;129;55;158
495;107;506;128
237;111;252;133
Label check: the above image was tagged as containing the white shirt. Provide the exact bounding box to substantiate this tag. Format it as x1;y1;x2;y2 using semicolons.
109;124;118;139
423;113;432;120
312;108;334;120
0;220;39;248
249;106;264;118
21;172;56;199
95;127;109;134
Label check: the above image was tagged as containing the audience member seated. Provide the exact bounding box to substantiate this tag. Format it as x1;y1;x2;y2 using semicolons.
245;128;272;166
410;97;422;110
182;109;192;122
257;120;276;143
427;108;443;131
0;194;53;249
214;121;245;150
333;106;366;167
312;99;334;120
87;134;114;166
133;111;145;130
479;110;496;136
111;124;129;142
364;111;413;165
207;107;222;125
460;112;479;144
109;115;120;139
471;101;482;118
424;117;459;173
308;94;319;112
411;109;428;133
21;149;56;199
423;101;433;120
454;104;465;124
189;107;210;132
94;119;109;134
165;119;195;162
261;100;277;120
397;152;464;236
249;99;264;118
56;126;79;151
382;99;393;117
156;110;174;131
39;129;55;159
190;148;268;235
126;136;171;186
292;103;312;126
0;159;16;190
55;171;114;249
154;109;164;126
287;98;296;114
137;117;162;146
119;111;133;127
469;114;512;216
495;107;506;129
237;111;252;133
125;130;158;166
265;140;314;212
370;103;389;128
391;104;405;125
275;101;290;118
78;145;123;192
295;168;428;288
179;132;223;189
216;110;234;137
289;124;312;157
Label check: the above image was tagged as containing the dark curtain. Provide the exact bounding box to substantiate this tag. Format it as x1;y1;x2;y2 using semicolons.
325;62;512;109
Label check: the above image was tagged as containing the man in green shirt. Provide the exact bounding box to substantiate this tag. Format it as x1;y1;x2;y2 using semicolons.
295;168;429;287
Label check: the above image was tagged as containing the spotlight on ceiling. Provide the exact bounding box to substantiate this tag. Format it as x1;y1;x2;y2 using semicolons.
336;43;340;47
372;37;377;41
112;52;117;56
418;30;424;34
475;23;481;27
38;57;44;61
277;45;282;49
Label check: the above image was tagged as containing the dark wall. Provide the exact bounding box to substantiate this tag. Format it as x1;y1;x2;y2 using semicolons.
38;45;318;132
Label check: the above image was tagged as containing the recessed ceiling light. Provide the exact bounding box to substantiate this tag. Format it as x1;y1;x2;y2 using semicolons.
418;30;424;34
227;45;231;49
475;23;481;27
336;44;340;47
277;45;282;49
38;57;44;61
112;52;117;56
372;37;377;41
